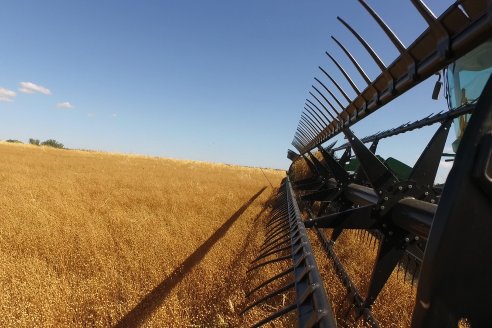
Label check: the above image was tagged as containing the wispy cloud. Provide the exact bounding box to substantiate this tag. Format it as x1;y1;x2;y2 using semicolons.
19;82;51;95
0;88;16;102
111;113;118;117
56;101;74;109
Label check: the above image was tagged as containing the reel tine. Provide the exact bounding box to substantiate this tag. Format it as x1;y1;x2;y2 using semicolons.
344;301;355;319
247;254;292;273
240;281;295;315
261;231;291;249
331;35;371;85
397;259;402;280
318;65;352;104
325;51;361;95
259;238;291;257
309;91;339;122
411;257;417;287
250;303;297;328
412;259;420;287
314;78;345;111
371;234;378;252
246;266;294;298
260;235;291;253
264;224;290;242
404;253;411;282
337;16;386;71
358;0;406;53
251;244;291;264
305;101;332;127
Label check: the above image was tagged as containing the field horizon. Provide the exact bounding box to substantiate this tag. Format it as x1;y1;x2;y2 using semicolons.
0;140;285;173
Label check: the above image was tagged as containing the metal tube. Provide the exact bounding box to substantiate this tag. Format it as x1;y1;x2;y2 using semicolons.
344;183;379;205
392;198;435;238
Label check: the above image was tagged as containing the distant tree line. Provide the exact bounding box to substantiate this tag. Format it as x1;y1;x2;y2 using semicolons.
39;139;64;149
5;138;64;149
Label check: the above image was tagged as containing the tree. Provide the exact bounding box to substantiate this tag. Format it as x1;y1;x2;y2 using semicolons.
41;139;64;149
29;138;40;146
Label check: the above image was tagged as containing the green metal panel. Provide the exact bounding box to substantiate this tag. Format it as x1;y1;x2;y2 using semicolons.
345;157;412;180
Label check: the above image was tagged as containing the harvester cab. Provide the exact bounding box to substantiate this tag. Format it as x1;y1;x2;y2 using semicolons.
445;37;492;152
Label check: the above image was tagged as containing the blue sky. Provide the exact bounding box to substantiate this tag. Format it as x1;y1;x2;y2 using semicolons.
0;0;456;177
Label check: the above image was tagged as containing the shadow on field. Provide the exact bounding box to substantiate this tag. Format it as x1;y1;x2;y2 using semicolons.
115;187;267;328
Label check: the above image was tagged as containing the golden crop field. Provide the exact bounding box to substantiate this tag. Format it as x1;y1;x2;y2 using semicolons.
1;142;416;327
0;142;286;327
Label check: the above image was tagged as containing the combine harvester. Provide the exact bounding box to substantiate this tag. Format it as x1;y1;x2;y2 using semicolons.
242;1;492;327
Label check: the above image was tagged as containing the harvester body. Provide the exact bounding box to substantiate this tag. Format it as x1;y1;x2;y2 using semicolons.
243;1;492;327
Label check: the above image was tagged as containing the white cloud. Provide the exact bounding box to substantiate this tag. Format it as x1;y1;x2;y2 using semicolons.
0;88;16;102
443;146;454;154
435;160;454;184
87;112;95;117
111;113;117;117
18;82;51;95
56;101;74;109
439;160;454;170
